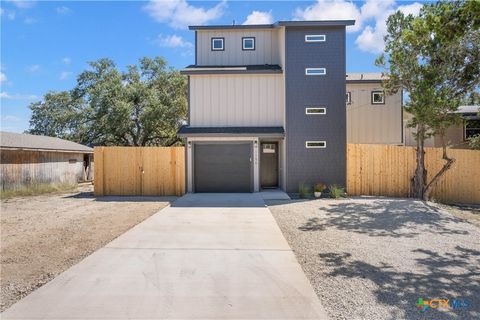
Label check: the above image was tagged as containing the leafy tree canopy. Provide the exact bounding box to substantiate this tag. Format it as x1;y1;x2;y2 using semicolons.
28;57;187;146
376;0;480;199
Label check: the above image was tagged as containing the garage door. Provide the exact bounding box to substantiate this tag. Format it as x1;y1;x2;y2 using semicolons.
194;143;252;192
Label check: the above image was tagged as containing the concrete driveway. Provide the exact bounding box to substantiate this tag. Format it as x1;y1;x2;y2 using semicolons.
2;193;327;319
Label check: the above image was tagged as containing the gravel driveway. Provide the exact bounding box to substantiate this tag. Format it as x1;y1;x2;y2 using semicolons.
267;197;480;320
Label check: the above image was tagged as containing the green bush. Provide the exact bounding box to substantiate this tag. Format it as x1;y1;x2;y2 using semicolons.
298;183;311;199
314;183;327;193
467;134;480;150
329;184;345;199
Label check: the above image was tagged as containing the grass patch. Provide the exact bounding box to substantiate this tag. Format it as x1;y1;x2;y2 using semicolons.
0;183;77;199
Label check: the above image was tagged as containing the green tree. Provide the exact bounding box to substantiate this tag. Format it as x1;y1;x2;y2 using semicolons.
28;57;187;146
376;0;480;200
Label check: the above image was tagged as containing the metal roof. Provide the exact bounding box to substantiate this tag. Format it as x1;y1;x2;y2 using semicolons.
0;131;93;153
189;20;356;30
346;73;384;82
455;105;479;114
178;126;285;137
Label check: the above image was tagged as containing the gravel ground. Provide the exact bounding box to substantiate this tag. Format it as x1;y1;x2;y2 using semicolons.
0;184;175;311
267;197;480;320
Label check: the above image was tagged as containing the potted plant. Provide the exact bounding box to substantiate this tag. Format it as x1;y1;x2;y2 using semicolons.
314;183;326;198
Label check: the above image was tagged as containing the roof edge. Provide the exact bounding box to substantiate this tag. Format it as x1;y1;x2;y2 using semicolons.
189;20;355;30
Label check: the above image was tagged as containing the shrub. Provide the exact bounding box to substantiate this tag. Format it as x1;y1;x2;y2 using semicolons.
467;134;480;150
298;183;311;199
329;184;345;199
314;183;327;193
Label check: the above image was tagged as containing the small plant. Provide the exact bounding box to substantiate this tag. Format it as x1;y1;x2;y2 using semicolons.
314;183;327;193
298;183;311;199
329;184;345;199
467;134;480;150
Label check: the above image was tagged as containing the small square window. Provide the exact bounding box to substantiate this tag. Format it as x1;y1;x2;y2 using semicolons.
305;34;326;42
211;38;224;51
242;37;255;50
346;92;351;104
371;91;385;104
306;141;326;148
305;107;326;115
305;68;326;76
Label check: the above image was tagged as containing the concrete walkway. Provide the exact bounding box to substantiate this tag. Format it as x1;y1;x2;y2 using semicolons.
2;193;327;319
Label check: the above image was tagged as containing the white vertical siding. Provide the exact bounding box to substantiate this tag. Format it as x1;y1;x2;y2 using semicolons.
196;29;280;66
346;83;403;144
190;74;284;127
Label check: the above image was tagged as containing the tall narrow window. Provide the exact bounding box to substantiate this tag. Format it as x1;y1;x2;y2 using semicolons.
346;92;351;104
305;34;326;42
371;91;385;104
242;37;255;50
305;68;326;76
211;38;224;51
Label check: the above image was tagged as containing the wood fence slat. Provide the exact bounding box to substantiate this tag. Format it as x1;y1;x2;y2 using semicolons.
347;144;480;204
94;147;185;196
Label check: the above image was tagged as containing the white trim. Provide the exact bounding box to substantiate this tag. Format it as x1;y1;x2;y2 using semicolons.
305;34;326;42
305;107;326;115
211;38;224;51
305;141;326;148
305;68;326;76
371;91;385;104
242;37;255;50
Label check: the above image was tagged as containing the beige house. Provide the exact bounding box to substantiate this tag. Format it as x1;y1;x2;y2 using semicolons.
346;73;403;145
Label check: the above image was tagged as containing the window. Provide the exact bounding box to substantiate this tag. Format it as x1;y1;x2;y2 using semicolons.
305;107;326;115
211;37;224;51
465;119;480;140
306;141;326;148
371;91;385;104
346;92;351;105
305;68;326;76
305;34;326;42
262;143;276;153
242;37;255;50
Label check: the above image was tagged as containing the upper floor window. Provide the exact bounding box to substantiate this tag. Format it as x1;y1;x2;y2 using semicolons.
306;107;326;115
242;37;255;50
371;91;385;104
306;141;326;148
211;38;224;51
346;92;351;104
305;68;326;76
305;34;326;42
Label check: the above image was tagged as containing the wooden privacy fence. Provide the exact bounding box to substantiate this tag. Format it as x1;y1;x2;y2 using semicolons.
347;144;480;204
94;147;185;196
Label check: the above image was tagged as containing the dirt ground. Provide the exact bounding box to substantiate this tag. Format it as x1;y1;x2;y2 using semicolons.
268;197;480;320
0;184;175;311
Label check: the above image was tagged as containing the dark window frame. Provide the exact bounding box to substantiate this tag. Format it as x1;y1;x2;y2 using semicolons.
242;37;255;51
211;37;225;51
371;90;385;104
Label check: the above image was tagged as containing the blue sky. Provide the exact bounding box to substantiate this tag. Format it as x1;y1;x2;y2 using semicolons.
1;0;424;132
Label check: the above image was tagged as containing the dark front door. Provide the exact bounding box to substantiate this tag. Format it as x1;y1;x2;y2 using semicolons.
194;143;252;193
261;142;278;188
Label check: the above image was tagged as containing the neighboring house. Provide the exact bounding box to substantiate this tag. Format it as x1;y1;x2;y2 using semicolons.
404;105;480;148
0;131;93;191
346;73;403;145
178;20;354;193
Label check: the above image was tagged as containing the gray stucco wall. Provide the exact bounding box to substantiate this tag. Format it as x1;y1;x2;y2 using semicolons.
284;26;347;192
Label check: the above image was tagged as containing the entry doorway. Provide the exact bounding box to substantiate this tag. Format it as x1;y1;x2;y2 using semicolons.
260;142;278;189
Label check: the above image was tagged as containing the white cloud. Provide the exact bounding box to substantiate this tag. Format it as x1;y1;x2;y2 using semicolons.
0;72;6;84
144;0;226;29
293;0;363;32
62;57;71;65
56;6;71;15
7;11;16;20
0;92;38;100
156;34;193;48
7;0;35;9
2;115;21;122
59;71;72;80
356;1;422;54
26;64;40;72
23;17;37;24
243;10;273;25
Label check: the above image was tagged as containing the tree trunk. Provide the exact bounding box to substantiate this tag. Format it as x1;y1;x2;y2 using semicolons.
423;134;455;200
412;124;427;199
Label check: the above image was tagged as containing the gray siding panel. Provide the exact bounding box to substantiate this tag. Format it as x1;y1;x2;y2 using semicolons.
284;26;347;192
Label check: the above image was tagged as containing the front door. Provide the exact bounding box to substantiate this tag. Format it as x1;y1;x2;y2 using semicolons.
260;142;278;188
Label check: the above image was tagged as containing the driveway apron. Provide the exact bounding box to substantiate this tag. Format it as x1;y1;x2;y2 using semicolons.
2;193;328;319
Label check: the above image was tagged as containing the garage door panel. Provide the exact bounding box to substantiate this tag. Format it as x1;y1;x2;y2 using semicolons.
194;143;252;193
